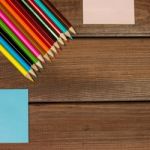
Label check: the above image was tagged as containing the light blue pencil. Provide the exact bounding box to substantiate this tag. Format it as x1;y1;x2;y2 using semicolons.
0;36;36;77
34;0;72;39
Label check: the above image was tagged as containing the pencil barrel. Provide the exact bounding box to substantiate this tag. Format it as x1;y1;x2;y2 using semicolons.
0;0;75;81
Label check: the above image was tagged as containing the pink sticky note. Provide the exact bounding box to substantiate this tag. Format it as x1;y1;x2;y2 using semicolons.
83;0;135;24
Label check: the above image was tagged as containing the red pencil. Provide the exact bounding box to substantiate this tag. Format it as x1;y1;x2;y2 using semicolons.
28;0;67;41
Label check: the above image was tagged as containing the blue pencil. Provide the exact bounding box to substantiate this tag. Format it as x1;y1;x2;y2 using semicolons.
0;36;36;77
34;0;72;39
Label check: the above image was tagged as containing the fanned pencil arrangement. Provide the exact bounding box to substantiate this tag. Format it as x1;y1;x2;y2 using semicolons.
0;0;76;82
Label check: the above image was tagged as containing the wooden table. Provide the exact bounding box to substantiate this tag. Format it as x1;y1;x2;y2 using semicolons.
0;0;150;149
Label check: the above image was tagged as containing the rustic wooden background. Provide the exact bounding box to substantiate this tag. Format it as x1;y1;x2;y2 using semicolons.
0;0;150;149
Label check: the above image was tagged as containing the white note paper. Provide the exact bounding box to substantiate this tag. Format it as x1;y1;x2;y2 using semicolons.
83;0;135;24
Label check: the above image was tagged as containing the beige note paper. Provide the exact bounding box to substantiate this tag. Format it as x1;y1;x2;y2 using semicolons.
83;0;135;24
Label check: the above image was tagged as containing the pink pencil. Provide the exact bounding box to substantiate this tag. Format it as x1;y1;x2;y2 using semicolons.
0;10;44;62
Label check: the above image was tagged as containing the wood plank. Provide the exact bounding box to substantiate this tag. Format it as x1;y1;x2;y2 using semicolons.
1;103;150;150
0;38;150;102
51;0;150;37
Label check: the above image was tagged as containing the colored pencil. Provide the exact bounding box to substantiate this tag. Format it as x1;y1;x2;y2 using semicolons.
17;0;60;49
1;35;37;77
34;0;72;38
1;0;52;59
14;0;57;49
0;10;43;69
21;0;64;45
0;45;34;82
1;21;39;71
0;29;38;71
42;0;76;34
28;0;67;41
6;0;55;59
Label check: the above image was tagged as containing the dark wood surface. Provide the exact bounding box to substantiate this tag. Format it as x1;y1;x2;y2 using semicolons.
0;0;150;149
1;103;150;150
52;0;150;37
1;38;150;102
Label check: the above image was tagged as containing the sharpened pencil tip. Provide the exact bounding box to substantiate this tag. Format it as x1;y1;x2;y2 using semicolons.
36;61;43;69
51;46;58;55
47;50;54;58
65;31;72;39
29;69;37;77
58;38;64;45
44;54;51;62
69;27;76;34
60;33;67;41
31;64;38;71
54;42;60;49
30;78;34;82
38;55;45;63
26;74;34;82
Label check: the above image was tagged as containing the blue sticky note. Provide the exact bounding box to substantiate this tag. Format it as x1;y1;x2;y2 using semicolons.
0;89;28;143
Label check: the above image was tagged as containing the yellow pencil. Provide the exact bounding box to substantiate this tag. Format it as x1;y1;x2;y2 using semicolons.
0;45;34;82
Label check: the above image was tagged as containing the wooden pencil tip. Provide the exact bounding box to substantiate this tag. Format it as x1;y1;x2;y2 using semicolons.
30;78;34;82
69;27;76;34
31;64;39;71
58;38;65;45
65;31;72;39
60;33;67;41
54;42;60;49
47;50;54;58
29;69;37;78
36;61;43;69
38;55;45;63
51;46;58;55
44;54;52;62
26;74;34;82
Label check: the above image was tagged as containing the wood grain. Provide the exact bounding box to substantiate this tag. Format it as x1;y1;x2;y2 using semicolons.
51;0;150;37
0;38;150;102
1;103;150;150
0;1;150;149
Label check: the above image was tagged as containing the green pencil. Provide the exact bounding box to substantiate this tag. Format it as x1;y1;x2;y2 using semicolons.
0;20;40;71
